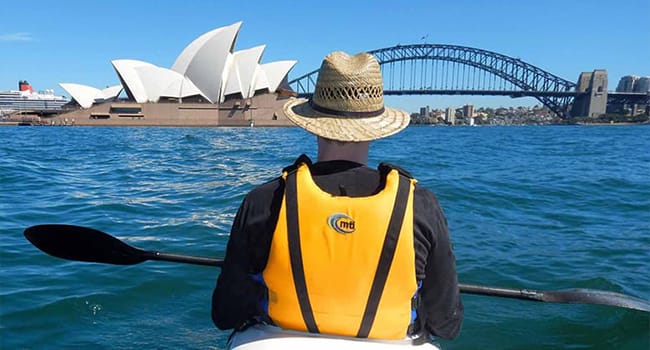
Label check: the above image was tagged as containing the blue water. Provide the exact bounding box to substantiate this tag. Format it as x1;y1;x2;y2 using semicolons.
1;125;649;349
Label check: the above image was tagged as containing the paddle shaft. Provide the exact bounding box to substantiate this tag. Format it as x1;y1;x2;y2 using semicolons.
459;283;543;301
144;252;528;297
155;250;544;299
139;250;650;311
23;224;650;312
145;251;223;267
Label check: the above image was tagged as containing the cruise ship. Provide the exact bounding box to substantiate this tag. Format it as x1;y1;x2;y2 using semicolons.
0;81;69;115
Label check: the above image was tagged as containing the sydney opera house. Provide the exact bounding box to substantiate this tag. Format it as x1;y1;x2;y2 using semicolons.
51;22;297;126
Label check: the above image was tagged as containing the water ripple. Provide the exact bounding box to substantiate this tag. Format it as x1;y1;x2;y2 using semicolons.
1;125;648;349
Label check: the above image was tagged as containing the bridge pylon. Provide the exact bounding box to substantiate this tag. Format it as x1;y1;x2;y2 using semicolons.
571;70;608;118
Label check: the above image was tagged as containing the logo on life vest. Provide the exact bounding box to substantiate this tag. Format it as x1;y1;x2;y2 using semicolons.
327;213;356;234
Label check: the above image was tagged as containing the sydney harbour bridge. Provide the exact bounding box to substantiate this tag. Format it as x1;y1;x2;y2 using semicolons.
288;44;649;119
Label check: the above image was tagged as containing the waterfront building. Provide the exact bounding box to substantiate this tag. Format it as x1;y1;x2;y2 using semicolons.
419;106;430;119
609;75;649;116
463;104;474;118
616;75;638;92
445;107;455;125
48;22;297;127
633;77;650;93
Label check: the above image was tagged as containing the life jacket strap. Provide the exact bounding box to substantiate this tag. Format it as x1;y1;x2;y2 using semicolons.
285;169;320;333
356;173;410;338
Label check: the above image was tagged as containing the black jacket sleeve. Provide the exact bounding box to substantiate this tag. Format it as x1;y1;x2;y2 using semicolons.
413;187;463;339
211;179;283;330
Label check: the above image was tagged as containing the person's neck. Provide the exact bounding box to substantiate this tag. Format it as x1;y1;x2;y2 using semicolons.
317;136;370;164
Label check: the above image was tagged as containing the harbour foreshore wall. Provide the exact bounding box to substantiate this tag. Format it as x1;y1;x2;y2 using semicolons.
33;93;296;127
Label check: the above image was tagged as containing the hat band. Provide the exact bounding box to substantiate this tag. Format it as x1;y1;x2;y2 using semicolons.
310;100;385;118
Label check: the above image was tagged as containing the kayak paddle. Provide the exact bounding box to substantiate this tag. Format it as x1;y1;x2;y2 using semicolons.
24;224;219;267
24;224;650;313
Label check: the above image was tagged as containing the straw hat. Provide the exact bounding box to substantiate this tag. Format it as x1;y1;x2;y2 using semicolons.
283;51;410;142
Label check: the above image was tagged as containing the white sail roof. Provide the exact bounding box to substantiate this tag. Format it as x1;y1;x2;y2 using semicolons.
59;83;122;108
225;45;266;99
260;60;297;92
253;65;270;92
135;65;204;100
101;85;123;100
112;59;205;103
172;22;242;103
159;77;204;99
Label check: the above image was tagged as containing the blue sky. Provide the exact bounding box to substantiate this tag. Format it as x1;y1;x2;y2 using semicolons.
1;0;648;112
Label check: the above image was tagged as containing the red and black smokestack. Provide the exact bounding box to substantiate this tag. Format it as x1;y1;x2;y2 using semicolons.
19;80;33;93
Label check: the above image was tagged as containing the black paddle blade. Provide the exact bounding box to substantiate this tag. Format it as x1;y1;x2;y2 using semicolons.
543;288;650;313
460;283;650;313
24;224;148;265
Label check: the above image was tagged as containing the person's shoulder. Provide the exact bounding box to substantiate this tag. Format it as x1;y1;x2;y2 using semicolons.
378;161;413;179
404;174;441;206
413;184;439;203
246;176;284;198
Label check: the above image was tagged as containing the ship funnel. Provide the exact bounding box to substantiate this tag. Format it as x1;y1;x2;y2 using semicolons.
19;80;34;93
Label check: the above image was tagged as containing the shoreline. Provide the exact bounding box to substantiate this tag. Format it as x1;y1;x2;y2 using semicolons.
0;91;296;128
574;121;649;126
4;122;648;127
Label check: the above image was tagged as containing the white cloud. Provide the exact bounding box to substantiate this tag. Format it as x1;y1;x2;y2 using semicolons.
0;32;34;42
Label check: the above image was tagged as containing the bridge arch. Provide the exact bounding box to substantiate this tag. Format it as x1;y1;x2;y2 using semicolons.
288;44;578;118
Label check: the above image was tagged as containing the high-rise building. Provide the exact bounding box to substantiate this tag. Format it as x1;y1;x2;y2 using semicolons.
419;106;430;118
634;77;650;93
463;104;474;118
616;75;638;92
445;107;455;125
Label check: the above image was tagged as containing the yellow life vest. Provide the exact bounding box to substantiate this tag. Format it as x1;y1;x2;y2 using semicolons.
263;160;417;339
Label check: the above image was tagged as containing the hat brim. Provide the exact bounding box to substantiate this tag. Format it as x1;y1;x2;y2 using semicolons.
282;98;411;142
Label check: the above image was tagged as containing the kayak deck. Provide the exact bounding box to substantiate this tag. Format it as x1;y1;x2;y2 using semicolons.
228;325;441;350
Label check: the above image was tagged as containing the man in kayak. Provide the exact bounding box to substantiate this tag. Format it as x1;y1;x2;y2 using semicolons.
212;51;463;341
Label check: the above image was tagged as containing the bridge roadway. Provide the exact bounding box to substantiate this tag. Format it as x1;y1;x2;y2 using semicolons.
297;90;580;98
297;90;648;101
